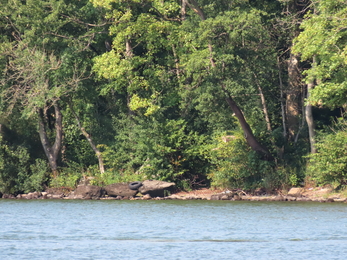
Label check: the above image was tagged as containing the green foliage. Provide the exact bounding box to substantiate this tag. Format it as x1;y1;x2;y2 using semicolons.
90;169;146;186
100;116;209;188
307;121;347;188
2;0;347;194
49;163;83;189
0;135;49;194
293;0;347;108
206;130;275;191
21;159;50;193
0;135;30;194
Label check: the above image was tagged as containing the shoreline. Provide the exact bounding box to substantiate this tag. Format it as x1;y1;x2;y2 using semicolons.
1;186;346;203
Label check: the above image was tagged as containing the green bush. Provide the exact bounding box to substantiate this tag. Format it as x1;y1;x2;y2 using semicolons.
0;136;30;194
17;159;50;193
99;117;209;188
25;159;50;193
307;130;347;188
90;169;146;186
207;131;275;191
49;162;84;189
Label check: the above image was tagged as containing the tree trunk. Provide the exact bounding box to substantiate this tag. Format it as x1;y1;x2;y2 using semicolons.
286;52;302;141
68;102;105;174
125;38;136;117
306;56;317;154
223;88;273;160
277;57;287;139
38;101;62;177
284;0;311;141
253;72;272;132
186;0;272;160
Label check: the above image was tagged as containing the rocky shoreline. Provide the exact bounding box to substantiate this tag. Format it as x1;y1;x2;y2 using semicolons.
1;183;346;203
163;187;347;203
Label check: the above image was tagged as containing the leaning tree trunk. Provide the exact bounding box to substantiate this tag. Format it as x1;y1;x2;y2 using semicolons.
38;101;62;178
186;0;272;159
68;102;105;174
223;88;273;160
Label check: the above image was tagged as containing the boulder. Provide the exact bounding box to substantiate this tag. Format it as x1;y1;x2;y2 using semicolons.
233;194;242;201
273;195;285;201
46;187;71;197
41;192;48;199
210;193;235;200
287;187;304;197
138;180;175;197
221;194;231;200
26;191;41;199
70;185;103;200
49;194;64;199
2;194;15;199
104;183;138;198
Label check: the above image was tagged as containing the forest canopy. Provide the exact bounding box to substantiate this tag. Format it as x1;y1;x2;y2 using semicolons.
1;0;347;194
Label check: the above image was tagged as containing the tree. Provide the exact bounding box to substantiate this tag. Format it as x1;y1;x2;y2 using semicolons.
293;0;347;154
93;0;275;160
294;0;347;108
180;0;276;159
1;46;66;177
0;0;109;175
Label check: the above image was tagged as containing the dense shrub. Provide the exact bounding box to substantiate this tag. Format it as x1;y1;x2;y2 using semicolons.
307;130;347;188
0;136;30;194
99;117;210;189
206;131;276;191
49;162;84;189
0;136;50;194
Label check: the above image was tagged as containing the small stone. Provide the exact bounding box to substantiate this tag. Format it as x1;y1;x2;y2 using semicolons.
210;194;220;200
142;194;152;200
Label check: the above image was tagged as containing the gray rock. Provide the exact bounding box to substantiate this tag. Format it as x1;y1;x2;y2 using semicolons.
210;193;234;200
142;194;152;200
104;183;138;197
287;187;303;197
51;194;65;199
273;195;285;201
2;194;15;199
41;192;48;199
71;185;103;200
221;194;231;200
233;194;242;201
210;194;221;200
138;180;175;197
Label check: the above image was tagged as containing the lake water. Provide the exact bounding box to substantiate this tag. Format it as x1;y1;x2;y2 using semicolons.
1;199;347;260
